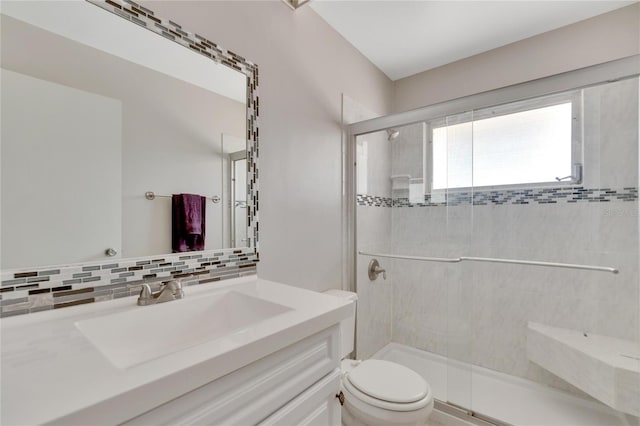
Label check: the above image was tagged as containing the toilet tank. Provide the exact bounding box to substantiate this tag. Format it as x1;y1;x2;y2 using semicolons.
323;289;357;358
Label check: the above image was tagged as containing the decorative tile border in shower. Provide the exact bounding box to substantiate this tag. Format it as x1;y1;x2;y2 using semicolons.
356;194;393;207
357;186;638;207
87;0;260;250
0;248;258;318
475;186;638;205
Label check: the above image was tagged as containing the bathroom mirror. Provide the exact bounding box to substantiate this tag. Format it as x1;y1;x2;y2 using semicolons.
1;0;259;269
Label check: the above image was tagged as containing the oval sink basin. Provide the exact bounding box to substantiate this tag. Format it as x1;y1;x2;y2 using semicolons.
75;290;292;369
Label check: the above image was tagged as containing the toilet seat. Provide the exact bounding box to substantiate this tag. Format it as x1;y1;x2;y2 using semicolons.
343;360;432;412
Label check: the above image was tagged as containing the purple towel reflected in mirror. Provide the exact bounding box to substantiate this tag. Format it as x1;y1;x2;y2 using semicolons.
172;193;206;253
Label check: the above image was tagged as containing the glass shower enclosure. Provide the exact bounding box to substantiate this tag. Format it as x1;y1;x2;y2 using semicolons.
348;56;639;424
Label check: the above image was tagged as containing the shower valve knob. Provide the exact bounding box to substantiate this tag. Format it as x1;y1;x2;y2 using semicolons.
368;259;387;281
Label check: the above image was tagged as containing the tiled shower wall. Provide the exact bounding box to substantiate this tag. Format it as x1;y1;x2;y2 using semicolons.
357;77;639;394
357;202;392;359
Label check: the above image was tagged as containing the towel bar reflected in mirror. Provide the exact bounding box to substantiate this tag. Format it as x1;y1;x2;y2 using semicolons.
145;191;221;204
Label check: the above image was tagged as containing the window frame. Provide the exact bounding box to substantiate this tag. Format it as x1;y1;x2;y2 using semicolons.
426;90;583;193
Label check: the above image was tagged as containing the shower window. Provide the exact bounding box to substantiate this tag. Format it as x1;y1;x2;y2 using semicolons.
430;90;582;190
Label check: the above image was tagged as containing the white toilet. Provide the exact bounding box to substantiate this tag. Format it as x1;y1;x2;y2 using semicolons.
325;290;434;426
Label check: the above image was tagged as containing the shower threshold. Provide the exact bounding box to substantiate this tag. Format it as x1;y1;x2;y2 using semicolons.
372;343;631;426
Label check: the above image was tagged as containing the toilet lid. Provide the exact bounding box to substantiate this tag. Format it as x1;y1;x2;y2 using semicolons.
346;360;428;403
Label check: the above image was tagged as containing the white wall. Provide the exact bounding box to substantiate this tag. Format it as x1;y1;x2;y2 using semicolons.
1;70;122;268
143;1;394;292
393;3;640;113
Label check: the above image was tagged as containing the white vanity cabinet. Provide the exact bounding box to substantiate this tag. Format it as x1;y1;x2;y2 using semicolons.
123;325;342;426
259;369;342;426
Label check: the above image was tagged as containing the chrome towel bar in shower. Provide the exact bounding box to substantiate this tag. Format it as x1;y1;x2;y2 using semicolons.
357;251;619;274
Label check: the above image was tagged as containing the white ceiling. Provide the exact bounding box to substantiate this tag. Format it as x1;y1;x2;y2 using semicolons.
310;0;637;81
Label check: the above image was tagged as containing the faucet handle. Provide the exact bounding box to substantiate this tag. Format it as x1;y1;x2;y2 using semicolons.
137;284;153;306
136;281;185;306
379;268;387;280
165;280;184;299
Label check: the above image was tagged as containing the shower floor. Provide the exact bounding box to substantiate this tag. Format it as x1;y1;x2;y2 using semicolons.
372;343;631;426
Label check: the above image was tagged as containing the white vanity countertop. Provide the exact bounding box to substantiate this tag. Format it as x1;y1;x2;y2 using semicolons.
1;276;352;425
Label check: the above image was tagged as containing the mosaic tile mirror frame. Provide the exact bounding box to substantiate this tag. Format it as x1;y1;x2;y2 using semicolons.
1;0;260;317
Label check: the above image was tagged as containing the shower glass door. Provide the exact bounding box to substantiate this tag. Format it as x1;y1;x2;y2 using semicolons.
354;128;394;360
433;111;475;410
458;78;638;422
387;117;474;410
353;117;475;411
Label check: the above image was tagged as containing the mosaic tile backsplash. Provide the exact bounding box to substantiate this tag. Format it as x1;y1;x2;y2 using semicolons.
0;248;258;318
358;186;638;207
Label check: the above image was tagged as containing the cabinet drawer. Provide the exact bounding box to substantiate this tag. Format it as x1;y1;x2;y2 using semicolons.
124;325;339;426
259;369;342;426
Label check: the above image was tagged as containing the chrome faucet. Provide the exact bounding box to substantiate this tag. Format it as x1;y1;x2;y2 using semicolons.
137;280;185;306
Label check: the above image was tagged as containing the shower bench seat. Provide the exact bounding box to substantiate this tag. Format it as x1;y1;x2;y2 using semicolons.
527;321;640;417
